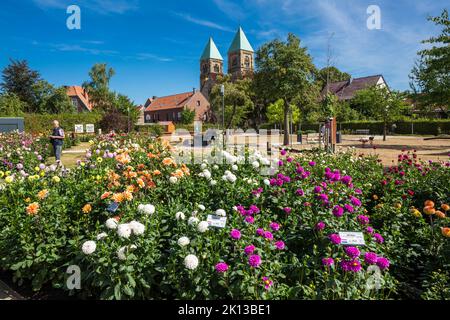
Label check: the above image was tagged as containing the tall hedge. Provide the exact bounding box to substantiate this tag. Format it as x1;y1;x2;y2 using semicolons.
24;113;103;133
299;120;450;135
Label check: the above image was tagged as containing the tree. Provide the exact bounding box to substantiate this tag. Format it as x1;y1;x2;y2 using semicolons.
180;109;196;125
0;93;25;116
255;33;317;145
210;77;254;129
352;87;409;141
42;86;76;114
410;9;449;116
1;59;41;112
317;66;351;89
266;99;300;128
83;63;116;111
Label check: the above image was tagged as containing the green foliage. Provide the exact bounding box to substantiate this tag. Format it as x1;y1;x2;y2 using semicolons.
410;9;450;114
317;66;351;89
210;77;254;129
0;92;25;116
266;99;300;127
1;59;41;111
82;63;116;112
255;33;318;144
24;113;103;133
180;109;196;125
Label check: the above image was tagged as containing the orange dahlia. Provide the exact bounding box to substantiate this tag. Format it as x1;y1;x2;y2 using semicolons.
26;202;40;215
423;206;436;216
424;200;435;208
441;204;450;212
82;204;92;214
37;189;49;200
442;227;450;238
101;191;111;200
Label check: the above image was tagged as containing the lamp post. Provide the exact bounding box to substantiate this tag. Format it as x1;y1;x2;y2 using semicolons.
127;106;130;133
220;84;225;148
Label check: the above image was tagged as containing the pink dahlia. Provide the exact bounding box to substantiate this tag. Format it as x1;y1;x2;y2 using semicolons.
248;254;262;268
230;229;241;240
215;262;229;273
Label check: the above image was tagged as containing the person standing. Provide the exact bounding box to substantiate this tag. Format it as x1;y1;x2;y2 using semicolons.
49;120;65;164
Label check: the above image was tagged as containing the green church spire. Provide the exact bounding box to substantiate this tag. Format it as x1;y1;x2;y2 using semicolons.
201;37;223;61
228;27;254;53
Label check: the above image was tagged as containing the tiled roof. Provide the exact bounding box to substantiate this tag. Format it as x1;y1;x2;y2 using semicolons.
322;75;385;100
66;86;93;111
144;92;194;112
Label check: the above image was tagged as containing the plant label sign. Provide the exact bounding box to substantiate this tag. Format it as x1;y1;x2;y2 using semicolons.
207;215;227;228
339;232;366;246
107;202;119;213
86;124;95;133
75;124;84;133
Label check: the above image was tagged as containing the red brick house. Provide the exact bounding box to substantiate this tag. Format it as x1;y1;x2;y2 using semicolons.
144;90;210;123
65;86;93;112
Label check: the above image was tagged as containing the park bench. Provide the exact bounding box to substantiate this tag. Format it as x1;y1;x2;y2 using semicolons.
355;129;375;148
306;133;321;144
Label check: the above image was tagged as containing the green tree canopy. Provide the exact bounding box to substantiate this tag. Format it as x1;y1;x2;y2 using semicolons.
1;59;41;112
410;9;449;116
83;63;116;111
210;76;254;129
180;108;196;125
317;66;351;89
0;92;25;116
255;33;317;144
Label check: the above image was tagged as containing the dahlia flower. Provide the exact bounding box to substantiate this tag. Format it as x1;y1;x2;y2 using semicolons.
364;252;378;265
230;229;242;240
262;277;273;290
178;236;190;247
184;254;199;270
138;204;155;215
345;246;361;259
244;245;256;255
376;257;390;270
175;212;186;220
129;221;145;235
329;234;342;245
81;241;96;255
248;254;262;268
197;221;209;233
105;218;118;230
188;217;199;226
117;224;132;239
215;262;229;273
322;258;334;267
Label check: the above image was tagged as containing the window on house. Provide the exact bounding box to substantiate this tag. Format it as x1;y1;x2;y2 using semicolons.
197;100;201;107
214;64;220;73
178;112;181;120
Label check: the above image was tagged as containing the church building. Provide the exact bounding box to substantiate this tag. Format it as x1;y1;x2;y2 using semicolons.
200;26;254;100
144;27;254;124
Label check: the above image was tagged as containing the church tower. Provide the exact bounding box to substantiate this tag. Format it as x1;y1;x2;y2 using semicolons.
200;37;223;100
227;27;254;80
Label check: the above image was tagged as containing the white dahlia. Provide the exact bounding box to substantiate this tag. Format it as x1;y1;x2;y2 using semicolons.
215;209;226;217
188;217;199;226
184;254;199;270
105;218;118;230
175;211;186;220
81;241;96;255
177;236;190;247
96;232;108;240
129;221;145;236
117;224;132;239
138;204;155;215
197;221;209;233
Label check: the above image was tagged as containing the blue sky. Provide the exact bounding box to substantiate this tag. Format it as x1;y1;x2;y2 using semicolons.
0;0;447;105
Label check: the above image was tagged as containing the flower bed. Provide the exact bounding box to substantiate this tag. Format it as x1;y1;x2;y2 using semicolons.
0;133;449;299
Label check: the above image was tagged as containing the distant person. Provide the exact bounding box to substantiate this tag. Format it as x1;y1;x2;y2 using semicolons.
49;120;65;165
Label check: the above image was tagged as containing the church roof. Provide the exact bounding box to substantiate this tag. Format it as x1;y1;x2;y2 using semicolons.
228;27;254;53
201;37;223;61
